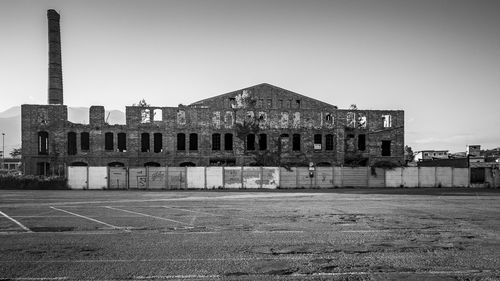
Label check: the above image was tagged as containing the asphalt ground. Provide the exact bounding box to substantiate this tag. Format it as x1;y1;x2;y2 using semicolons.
0;189;499;281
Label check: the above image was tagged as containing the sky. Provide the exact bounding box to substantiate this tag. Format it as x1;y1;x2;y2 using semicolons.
0;0;499;153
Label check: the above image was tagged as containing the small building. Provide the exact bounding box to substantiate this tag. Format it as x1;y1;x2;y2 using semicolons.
0;158;22;175
414;150;449;162
466;145;481;157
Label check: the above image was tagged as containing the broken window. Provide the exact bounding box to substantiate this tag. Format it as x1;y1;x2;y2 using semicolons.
357;113;367;128
177;133;186;150
38;131;49;155
259;134;267;150
280;134;290;152
314;134;322;150
153;133;162;153
189;133;198;151
141;133;150;152
117;133;126;152
67;132;77;155
105;132;114;151
81;132;90;151
382;115;392;128
246;134;256;151
325;113;333;122
224;133;233;151
382;140;391;156
346;134;355;152
229;98;236;108
346;112;356;128
141;109;151;123
36;162;50;176
295;100;301;109
292;134;301;151
153;109;162;122
212;133;221;150
358;134;366;151
325;134;334;151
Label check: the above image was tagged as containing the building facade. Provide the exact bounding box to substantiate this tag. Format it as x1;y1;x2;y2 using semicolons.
21;10;405;176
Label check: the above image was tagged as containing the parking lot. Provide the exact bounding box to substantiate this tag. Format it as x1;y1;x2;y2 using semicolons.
0;189;499;280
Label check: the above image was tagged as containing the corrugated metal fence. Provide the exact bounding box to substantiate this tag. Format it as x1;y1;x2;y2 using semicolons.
64;166;498;190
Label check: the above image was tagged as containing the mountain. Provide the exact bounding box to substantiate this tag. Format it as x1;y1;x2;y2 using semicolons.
0;106;125;156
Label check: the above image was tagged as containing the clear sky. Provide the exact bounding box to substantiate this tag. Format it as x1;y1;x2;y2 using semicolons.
1;0;499;152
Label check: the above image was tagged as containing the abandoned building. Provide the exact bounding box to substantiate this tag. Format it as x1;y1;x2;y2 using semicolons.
21;10;405;176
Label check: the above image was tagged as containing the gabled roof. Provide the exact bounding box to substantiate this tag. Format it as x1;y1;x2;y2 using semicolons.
190;83;337;109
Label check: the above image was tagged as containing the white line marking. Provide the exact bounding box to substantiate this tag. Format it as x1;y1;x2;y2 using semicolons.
50;206;123;230
0;210;32;232
105;206;191;225
1;278;68;280
162;206;223;217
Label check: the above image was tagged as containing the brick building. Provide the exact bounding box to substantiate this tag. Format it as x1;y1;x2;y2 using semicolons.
21;10;405;176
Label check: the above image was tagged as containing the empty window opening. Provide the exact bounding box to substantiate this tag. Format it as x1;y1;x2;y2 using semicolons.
358;134;366;151
36;162;50;176
325;134;334;151
325;113;333;122
357;114;367;128
470;168;486;183
189;133;198;151
382;140;391;156
153;133;163;153
382;115;392;127
108;162;124;167
177;133;186;150
141;109;151;123
212;133;221;150
38;131;49;155
247;134;256;151
144;162;161;167
141;133;150;152
295;99;301;108
70;162;87;166
259;134;267;150
347;112;356;128
292;134;301;151
105;132;114;151
67;132;77;155
280;134;290;152
180;162;196;167
314;134;322;150
224;133;233;151
117;133;126;152
153;109;162;121
229;98;236;108
81;132;90;151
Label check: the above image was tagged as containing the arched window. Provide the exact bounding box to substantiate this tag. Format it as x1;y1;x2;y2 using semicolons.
80;132;90;151
259;134;267;150
67;132;77;155
141;133;150;152
189;133;198;150
224;133;233;151
177;133;186;150
246;134;255;150
38;131;49;155
117;133;126;152
153;133;162;153
212;133;221;150
104;132;114;151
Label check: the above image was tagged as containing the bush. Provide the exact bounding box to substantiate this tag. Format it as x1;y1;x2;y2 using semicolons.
0;175;68;190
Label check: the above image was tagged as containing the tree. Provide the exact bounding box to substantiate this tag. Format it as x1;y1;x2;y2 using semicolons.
10;148;22;158
404;145;414;162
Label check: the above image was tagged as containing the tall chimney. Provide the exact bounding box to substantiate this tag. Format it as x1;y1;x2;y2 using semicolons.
47;9;63;105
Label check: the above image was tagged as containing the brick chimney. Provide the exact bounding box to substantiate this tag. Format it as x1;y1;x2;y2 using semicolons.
47;9;63;105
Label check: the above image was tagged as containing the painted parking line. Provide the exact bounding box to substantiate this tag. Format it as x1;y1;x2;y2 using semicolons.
0;210;32;232
104;206;191;225
50;206;123;230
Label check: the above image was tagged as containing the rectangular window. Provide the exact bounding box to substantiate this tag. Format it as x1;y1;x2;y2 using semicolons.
246;134;255;150
358;134;366;151
292;134;301;151
153;109;162;121
189;133;198;150
259;134;267;150
325;134;334;151
278;100;283;108
267;99;272;108
224;133;233;151
105;132;114;151
314;134;322;150
141;133;150;152
38;131;49;155
295;100;301;108
177;133;186;150
141;109;151;123
81;132;90;151
382;140;391;156
382;115;392;127
153;133;162;153
212;134;221;150
36;162;50;176
67;132;77;155
117;133;126;152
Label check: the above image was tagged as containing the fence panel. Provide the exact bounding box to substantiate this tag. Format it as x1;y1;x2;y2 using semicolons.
109;167;127;189
187;167;205;189
368;167;385;188
129;168;147;189
402;167;419;188
297;167;313;188
419;167;436;187
316;167;333;188
88;167;108;189
279;167;297;188
224;167;242;189
167;167;186;189
436;167;453;187
206;167;223;189
67;166;87;189
343;167;368;187
243;167;261;189
333;167;343;187
453;168;469;187
148;167;167;189
385;168;402;188
261;167;279;189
